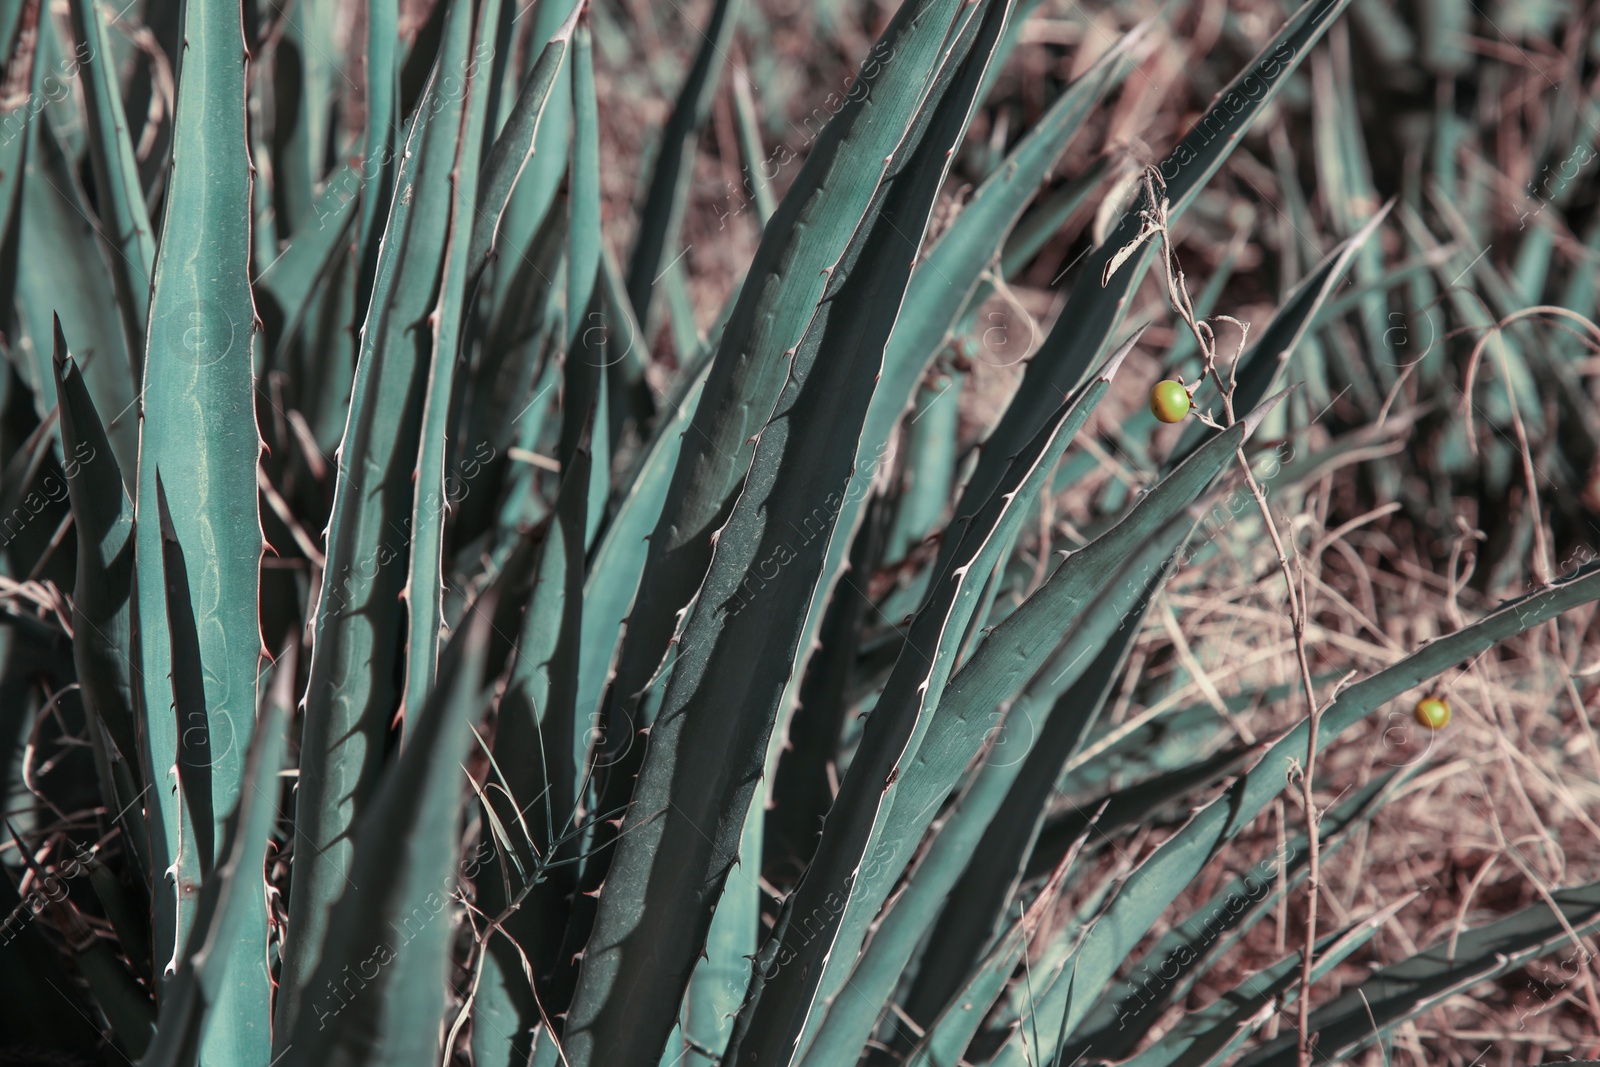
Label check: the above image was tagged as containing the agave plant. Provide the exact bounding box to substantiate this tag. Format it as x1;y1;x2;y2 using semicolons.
1;0;1598;1063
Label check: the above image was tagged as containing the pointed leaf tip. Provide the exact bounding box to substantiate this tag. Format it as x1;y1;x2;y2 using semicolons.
155;475;179;544
1243;384;1297;438
1098;322;1149;380
50;314;69;377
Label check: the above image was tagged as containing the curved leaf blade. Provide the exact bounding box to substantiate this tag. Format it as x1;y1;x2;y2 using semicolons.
989;561;1600;1066
66;0;155;367
946;0;1353;564
286;596;500;1065
131;3;265;1058
565;5;1012;1062
276;0;494;1038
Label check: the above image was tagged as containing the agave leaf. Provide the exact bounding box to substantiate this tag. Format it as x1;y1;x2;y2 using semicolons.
884;370;963;561
494;353;564;540
942;216;1389;989
799;479;1198;1065
989;561;1600;1066
511;443;589;828
467;2;577;287
87;857;154;990
472;200;568;459
623;0;742;330
271;0;341;239
1060;767;1410;1064
277;0;496;1039
254;177;358;346
1042;741;1259;855
1121;898;1413;1067
906;840;1087;1067
1235;877;1600;1067
568;0;981;972
870;29;1139;563
154;477;217;903
565;18;601;352
880;155;1110;561
944;0;1353;572
451;194;566;553
15;109;139;476
568;253;707;726
0;0;41;330
356;0;400;311
667;794;764;1067
52;321;147;879
576;360;710;734
1310;30;1391;391
779;332;1146;1060
883;23;1144;403
917;795;1119;1067
304;249;363;456
564;5;1011;1062
764;499;889;885
660;249;703;362
896;629;1141;1038
0;0;25;61
132;3;264;1058
559;287;612;556
403;0;505;715
727;44;1135;1034
285;597;498;1065
730;70;776;226
66;0;155;368
471;447;589;1067
599;243;656;430
761;395;1265;1067
589;0;972;770
562;21;612;554
140;650;291;1067
487;0;580;317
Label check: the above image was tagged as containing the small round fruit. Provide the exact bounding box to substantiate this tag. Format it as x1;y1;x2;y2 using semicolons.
1413;696;1451;730
1150;380;1191;424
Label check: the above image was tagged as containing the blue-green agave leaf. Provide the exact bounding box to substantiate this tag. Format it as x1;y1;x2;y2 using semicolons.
566;5;1012;1062
285;596;500;1065
132;3;265;1059
990;561;1600;1065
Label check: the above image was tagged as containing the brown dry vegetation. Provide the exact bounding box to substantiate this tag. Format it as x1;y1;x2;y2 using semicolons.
592;1;1600;1062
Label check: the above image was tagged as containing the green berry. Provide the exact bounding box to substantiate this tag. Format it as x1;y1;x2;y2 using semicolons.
1413;696;1451;730
1150;379;1191;423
